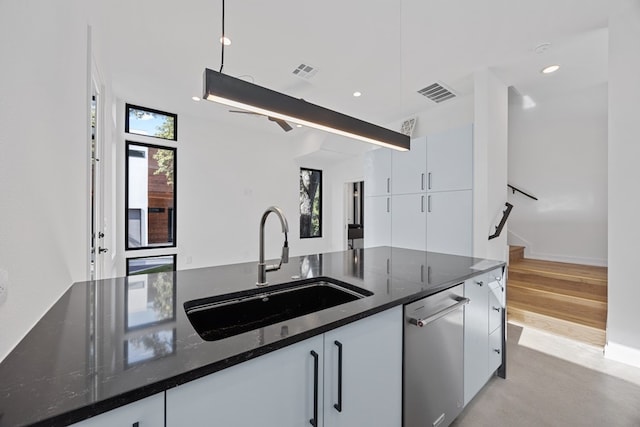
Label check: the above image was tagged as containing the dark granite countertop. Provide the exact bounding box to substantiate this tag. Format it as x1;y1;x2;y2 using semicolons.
0;247;504;426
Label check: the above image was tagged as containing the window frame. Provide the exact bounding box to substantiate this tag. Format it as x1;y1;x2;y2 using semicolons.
125;141;177;251
299;167;323;239
125;103;178;141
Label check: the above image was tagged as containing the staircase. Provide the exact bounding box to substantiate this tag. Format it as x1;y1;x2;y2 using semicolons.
507;246;608;347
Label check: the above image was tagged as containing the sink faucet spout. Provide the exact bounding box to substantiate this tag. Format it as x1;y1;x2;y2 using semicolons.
258;206;289;286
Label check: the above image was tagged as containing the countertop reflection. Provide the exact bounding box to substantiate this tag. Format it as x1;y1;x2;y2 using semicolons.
0;247;503;426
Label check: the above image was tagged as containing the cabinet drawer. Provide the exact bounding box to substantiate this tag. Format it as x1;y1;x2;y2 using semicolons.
71;393;164;427
488;326;503;374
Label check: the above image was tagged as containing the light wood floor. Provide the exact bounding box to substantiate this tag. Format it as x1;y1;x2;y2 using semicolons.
506;246;607;347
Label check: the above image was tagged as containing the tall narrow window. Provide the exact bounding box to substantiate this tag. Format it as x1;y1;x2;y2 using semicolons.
300;168;322;238
126;142;177;249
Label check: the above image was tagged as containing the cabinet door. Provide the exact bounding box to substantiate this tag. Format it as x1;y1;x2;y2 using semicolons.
71;393;164;427
166;336;324;427
324;306;402;427
464;276;489;406
426;124;473;192
392;136;427;195
489;326;503;374
426;190;472;256
364;148;392;197
391;193;427;251
364;196;391;248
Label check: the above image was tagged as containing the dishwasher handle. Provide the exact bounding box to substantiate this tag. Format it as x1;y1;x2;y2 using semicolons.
408;296;470;327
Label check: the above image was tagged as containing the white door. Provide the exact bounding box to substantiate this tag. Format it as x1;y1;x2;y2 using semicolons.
427;124;473;192
324;307;402;427
364;196;391;248
392;136;427;195
364;148;392;197
166;335;324;427
391;193;427;251
426;190;473;256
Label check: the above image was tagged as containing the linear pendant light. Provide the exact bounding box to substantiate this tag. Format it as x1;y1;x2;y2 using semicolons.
203;68;410;151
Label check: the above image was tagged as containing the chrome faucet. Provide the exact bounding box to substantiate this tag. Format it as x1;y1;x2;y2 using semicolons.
257;206;289;286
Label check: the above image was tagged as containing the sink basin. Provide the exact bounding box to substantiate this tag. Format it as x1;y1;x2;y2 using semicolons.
184;277;373;341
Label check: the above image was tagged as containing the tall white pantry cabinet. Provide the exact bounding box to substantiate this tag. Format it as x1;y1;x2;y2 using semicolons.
364;124;473;256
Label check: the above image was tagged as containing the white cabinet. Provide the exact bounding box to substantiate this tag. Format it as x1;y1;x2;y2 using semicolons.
463;268;505;406
166;307;402;427
392;136;427;195
364;148;392;197
391;193;427;251
167;335;324;427
323;306;402;427
426;124;473;193
364;196;391;248
426;190;472;256
71;393;164;427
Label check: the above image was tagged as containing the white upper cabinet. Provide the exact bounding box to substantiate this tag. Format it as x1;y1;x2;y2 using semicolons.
426;190;473;256
392;137;427;195
364;148;392;197
364;196;391;248
391;193;427;251
426;124;473;192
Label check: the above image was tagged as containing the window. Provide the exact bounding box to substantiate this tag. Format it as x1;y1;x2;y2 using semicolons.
127;255;176;275
125;142;177;250
300;168;322;238
125;104;177;141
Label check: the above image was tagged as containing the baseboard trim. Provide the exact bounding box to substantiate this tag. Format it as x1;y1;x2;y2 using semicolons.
604;341;640;369
525;251;607;267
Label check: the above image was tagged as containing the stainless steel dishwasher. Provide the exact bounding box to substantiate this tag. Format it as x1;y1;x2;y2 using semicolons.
404;284;469;427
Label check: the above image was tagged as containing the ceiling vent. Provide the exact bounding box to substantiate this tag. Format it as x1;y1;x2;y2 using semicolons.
417;82;456;103
292;63;318;79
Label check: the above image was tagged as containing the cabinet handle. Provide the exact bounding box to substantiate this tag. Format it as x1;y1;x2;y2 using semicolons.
428;172;432;190
427;195;432;213
386;197;390;213
494;348;501;355
310;350;319;426
492;306;501;312
420;265;424;283
387;177;390;193
475;280;484;287
386;258;390;274
334;341;343;413
421;173;425;190
421;195;425;213
132;423;139;427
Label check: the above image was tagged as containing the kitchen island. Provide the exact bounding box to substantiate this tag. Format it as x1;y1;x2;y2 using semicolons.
0;247;505;426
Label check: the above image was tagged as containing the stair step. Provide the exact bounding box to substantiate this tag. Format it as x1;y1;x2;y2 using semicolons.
507;273;606;302
507;306;606;347
507;283;607;330
509;245;525;263
509;258;607;286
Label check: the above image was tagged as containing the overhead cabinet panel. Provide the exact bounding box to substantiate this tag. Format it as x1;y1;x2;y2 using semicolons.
426;190;473;256
392;136;427;195
427;124;473;192
391;194;427;251
364;148;392;197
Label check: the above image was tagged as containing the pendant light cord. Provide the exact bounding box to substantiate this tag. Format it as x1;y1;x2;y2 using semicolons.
219;0;225;73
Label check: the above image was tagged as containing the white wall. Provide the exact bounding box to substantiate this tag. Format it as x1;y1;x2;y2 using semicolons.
473;69;509;262
507;84;608;266
111;111;351;276
0;0;91;361
606;0;640;367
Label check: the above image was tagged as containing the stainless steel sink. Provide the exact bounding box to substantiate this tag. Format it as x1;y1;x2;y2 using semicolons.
184;277;373;341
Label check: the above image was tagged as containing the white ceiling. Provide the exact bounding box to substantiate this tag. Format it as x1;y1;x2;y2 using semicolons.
97;0;620;135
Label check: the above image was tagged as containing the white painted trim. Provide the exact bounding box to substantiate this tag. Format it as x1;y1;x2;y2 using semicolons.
525;251;607;267
605;341;640;369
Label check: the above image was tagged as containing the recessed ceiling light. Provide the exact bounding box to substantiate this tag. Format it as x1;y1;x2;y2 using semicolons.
541;65;560;74
353;91;362;97
192;96;201;101
220;36;231;46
